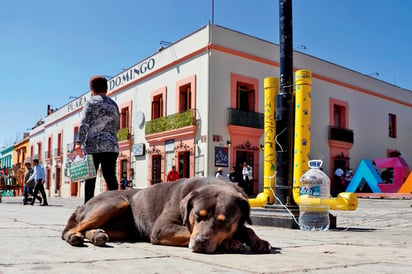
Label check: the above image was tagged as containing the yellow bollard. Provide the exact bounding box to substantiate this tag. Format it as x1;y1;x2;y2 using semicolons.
292;70;358;211
249;77;278;207
293;70;312;205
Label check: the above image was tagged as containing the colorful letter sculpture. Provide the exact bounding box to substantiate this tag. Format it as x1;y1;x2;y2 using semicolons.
346;158;410;193
373;157;409;193
346;160;382;193
398;171;412;193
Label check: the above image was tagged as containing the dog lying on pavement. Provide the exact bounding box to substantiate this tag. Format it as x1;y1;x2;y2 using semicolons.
62;177;271;254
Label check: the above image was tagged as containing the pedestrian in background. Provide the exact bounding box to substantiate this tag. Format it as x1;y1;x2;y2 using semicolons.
166;165;179;182
242;162;253;195
23;161;41;205
215;167;225;180
28;159;48;206
120;177;129;190
75;75;120;204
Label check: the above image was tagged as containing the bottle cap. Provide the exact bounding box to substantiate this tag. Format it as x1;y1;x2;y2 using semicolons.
308;160;323;169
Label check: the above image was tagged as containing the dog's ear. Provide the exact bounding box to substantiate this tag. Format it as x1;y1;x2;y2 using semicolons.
237;194;252;225
180;190;198;225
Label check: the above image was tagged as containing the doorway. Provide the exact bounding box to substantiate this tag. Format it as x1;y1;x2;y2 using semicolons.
178;152;190;179
235;150;255;196
55;167;61;196
120;159;128;180
332;157;348;197
151;155;162;184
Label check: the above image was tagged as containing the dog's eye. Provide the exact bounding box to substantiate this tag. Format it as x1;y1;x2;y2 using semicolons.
195;209;208;222
199;209;208;217
216;214;226;223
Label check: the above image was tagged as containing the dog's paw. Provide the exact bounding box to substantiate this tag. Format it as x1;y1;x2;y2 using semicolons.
65;232;84;247
86;229;109;247
220;239;251;253
250;237;271;254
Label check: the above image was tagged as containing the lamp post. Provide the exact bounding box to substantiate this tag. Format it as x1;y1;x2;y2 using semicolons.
276;0;294;205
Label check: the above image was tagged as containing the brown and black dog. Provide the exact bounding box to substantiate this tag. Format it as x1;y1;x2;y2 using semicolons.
62;177;271;254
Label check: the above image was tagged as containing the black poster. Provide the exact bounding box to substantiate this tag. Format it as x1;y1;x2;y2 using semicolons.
215;147;228;167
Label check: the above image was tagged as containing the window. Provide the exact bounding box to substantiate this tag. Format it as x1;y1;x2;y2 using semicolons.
179;84;191;112
22;148;26;164
236;83;255;112
121;159;128;179
333;105;346;128
176;75;195;114
152;94;163;119
389;113;397;138
329;99;348;129
151;87;167;120
120;107;129;129
37;142;42;161
73;126;78;151
57;132;62;156
47;137;52;158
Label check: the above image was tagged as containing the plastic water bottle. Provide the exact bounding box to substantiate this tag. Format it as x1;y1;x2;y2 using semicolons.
299;160;330;231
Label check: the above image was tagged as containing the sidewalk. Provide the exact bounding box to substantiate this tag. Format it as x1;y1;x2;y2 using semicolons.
0;196;411;273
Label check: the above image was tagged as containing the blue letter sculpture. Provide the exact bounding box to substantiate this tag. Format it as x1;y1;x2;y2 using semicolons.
346;160;382;193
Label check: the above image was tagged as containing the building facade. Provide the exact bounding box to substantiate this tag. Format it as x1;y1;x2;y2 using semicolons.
24;24;412;199
1;145;14;185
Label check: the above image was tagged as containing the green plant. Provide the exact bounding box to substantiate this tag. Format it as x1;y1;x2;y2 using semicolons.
145;109;194;135
117;127;129;141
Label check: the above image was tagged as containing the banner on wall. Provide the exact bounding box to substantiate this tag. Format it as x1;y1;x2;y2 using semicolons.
215;147;228;167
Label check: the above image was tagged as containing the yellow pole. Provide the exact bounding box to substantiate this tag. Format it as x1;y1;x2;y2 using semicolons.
292;70;312;205
249;77;278;207
292;70;358;211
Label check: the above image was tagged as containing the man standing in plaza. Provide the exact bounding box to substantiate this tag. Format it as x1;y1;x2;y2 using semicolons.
28;159;48;206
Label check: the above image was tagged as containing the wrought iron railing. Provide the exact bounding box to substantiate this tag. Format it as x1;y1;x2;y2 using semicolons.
227;108;264;129
328;126;354;144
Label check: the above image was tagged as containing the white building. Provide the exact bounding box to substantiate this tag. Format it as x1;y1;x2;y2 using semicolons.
28;24;412;198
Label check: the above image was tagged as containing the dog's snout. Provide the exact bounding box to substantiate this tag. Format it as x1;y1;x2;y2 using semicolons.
190;233;215;253
194;234;209;245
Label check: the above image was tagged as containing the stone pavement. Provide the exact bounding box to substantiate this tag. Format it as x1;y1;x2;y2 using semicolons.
0;195;411;274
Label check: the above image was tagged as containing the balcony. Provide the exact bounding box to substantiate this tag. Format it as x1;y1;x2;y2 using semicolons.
145;109;195;135
328;126;354;144
227;108;264;129
117;127;130;141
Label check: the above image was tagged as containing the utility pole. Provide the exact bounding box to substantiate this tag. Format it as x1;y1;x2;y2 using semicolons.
275;0;294;205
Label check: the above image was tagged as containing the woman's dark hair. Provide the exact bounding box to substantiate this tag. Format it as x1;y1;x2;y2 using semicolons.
89;76;108;93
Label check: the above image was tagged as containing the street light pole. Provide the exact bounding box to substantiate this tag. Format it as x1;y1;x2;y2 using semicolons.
276;0;294;205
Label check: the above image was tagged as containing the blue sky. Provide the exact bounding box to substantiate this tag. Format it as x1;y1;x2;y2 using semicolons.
1;0;411;147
